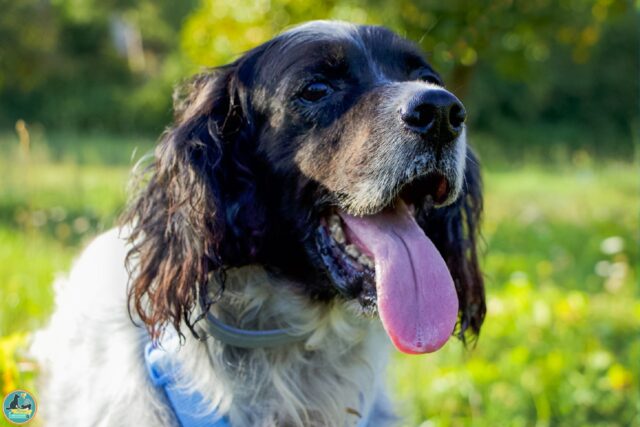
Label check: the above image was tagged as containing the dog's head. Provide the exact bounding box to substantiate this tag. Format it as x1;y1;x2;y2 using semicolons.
125;21;485;353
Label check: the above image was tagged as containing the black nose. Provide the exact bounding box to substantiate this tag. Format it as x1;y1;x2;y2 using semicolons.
400;90;466;143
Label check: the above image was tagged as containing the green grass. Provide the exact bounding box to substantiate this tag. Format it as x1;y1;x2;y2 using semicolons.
0;131;637;426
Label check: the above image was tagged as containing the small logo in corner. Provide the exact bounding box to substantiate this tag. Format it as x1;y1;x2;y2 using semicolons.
3;390;37;424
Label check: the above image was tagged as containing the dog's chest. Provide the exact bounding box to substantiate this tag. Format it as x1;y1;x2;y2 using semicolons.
175;266;394;426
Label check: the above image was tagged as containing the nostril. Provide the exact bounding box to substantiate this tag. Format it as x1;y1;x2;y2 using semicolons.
402;104;436;131
449;103;466;129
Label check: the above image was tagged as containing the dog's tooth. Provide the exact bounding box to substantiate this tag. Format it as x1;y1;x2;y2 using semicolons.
345;244;360;258
332;226;346;244
328;214;346;244
358;254;374;268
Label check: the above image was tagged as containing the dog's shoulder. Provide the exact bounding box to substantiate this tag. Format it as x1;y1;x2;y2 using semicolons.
71;227;130;292
32;227;176;426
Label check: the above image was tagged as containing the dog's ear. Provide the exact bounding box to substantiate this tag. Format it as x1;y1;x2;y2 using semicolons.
418;148;486;342
123;56;265;340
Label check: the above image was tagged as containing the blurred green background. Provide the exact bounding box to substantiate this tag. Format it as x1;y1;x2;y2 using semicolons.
0;0;638;426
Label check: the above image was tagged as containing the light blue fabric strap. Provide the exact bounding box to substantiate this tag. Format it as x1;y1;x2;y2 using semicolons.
354;392;373;427
144;336;231;427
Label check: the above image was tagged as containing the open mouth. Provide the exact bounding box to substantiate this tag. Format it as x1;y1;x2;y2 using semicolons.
315;172;459;354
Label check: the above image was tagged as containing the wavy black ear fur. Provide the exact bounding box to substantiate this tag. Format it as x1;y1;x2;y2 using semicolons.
417;148;486;343
122;56;265;340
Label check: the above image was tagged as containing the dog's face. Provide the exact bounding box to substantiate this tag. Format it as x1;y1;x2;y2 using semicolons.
254;22;466;214
126;21;485;354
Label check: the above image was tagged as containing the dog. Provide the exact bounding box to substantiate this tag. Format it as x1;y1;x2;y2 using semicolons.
32;20;485;426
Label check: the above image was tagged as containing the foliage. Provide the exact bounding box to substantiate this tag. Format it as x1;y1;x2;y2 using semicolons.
0;132;637;426
182;0;627;72
0;0;197;133
466;13;639;159
392;282;639;426
0;0;637;156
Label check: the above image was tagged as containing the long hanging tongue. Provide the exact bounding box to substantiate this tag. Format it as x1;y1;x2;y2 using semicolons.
339;200;458;354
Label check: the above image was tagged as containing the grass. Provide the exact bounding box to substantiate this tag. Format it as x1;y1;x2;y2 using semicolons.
0;130;638;426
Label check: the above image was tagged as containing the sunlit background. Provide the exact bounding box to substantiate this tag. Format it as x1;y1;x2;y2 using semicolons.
0;0;638;426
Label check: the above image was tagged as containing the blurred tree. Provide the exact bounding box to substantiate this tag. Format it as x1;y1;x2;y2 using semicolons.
0;0;636;157
466;10;639;158
0;0;197;133
380;0;633;96
0;0;57;91
180;0;631;95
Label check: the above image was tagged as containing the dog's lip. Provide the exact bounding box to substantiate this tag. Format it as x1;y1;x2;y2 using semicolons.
315;218;376;306
399;171;450;208
332;170;450;218
319;214;376;271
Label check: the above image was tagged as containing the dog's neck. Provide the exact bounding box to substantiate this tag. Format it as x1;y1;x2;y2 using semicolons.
174;265;394;426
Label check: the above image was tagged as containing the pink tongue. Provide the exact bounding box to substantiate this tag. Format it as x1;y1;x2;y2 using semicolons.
340;201;458;354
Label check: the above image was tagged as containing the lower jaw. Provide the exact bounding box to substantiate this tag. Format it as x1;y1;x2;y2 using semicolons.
315;224;378;313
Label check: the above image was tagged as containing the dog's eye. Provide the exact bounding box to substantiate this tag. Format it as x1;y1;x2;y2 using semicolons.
299;82;333;102
416;71;443;86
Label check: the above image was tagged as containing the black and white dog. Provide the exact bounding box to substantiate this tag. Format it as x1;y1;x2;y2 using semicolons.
33;21;485;426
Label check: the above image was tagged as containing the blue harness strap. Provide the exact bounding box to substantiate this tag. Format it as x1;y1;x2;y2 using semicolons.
144;336;231;427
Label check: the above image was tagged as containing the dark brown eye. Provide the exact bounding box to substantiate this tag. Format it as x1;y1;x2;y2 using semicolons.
299;82;333;102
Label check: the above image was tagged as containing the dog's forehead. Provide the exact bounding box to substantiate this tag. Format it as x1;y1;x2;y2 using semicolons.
254;21;429;84
282;20;362;42
273;21;368;70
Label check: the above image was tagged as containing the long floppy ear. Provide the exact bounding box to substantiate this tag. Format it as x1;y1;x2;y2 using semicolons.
418;147;485;342
122;61;265;340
